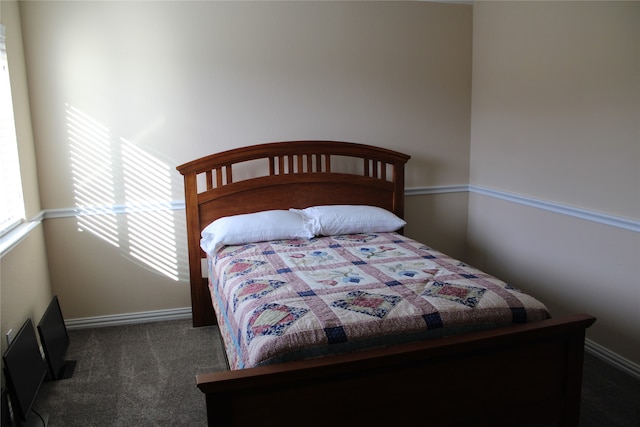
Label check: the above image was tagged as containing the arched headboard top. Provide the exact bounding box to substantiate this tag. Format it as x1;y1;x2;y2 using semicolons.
177;140;410;175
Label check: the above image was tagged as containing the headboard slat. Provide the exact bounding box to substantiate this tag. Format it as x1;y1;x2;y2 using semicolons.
278;156;285;175
206;171;213;190
268;157;275;175
288;155;295;174
225;166;232;184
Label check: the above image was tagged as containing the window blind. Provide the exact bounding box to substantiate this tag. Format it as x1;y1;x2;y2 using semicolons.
0;24;26;235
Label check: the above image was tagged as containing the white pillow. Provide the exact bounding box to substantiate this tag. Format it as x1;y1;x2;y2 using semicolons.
200;210;315;254
291;205;406;236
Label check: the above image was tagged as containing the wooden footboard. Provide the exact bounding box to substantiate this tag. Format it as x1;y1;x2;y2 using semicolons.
197;314;595;427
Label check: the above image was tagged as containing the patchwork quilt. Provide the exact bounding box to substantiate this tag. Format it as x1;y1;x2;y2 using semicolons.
208;232;551;370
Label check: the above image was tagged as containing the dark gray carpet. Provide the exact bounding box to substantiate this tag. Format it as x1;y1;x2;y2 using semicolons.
34;319;226;426
31;319;640;427
580;353;640;427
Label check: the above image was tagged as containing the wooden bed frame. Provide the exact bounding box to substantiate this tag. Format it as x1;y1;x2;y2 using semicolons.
177;140;595;427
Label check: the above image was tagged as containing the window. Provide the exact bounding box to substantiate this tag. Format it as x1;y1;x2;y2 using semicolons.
0;24;25;236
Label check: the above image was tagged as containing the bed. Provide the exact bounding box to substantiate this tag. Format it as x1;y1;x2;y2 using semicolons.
177;140;595;427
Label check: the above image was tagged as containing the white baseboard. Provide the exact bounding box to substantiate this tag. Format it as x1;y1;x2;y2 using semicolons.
585;338;640;381
66;307;639;381
65;307;192;330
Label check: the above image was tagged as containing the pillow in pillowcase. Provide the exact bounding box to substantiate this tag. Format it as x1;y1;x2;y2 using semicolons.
291;205;406;236
200;210;315;254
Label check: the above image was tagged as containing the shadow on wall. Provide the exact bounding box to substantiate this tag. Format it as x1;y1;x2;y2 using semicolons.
66;103;188;282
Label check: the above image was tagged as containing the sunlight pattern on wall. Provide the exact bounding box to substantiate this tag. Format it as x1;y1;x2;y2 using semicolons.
67;104;120;247
122;138;179;280
67;104;182;281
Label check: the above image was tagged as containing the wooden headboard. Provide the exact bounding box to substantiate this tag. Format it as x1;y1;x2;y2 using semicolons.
177;141;411;326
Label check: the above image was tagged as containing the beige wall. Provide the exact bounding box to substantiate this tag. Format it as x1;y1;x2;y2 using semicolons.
21;1;472;209
16;1;472;319
469;1;640;364
470;1;639;218
0;1;52;357
43;213;191;319
1;229;52;356
405;191;469;258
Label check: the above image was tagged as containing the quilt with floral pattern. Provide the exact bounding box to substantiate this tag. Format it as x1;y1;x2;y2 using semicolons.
208;232;550;370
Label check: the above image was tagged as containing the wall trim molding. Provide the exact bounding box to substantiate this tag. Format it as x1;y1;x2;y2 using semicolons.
3;185;636;257
404;184;469;196
468;185;640;233
44;200;185;220
65;307;192;330
585;338;640;381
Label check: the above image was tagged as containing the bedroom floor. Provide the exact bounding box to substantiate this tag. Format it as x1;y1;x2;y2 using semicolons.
30;319;640;427
580;352;640;426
